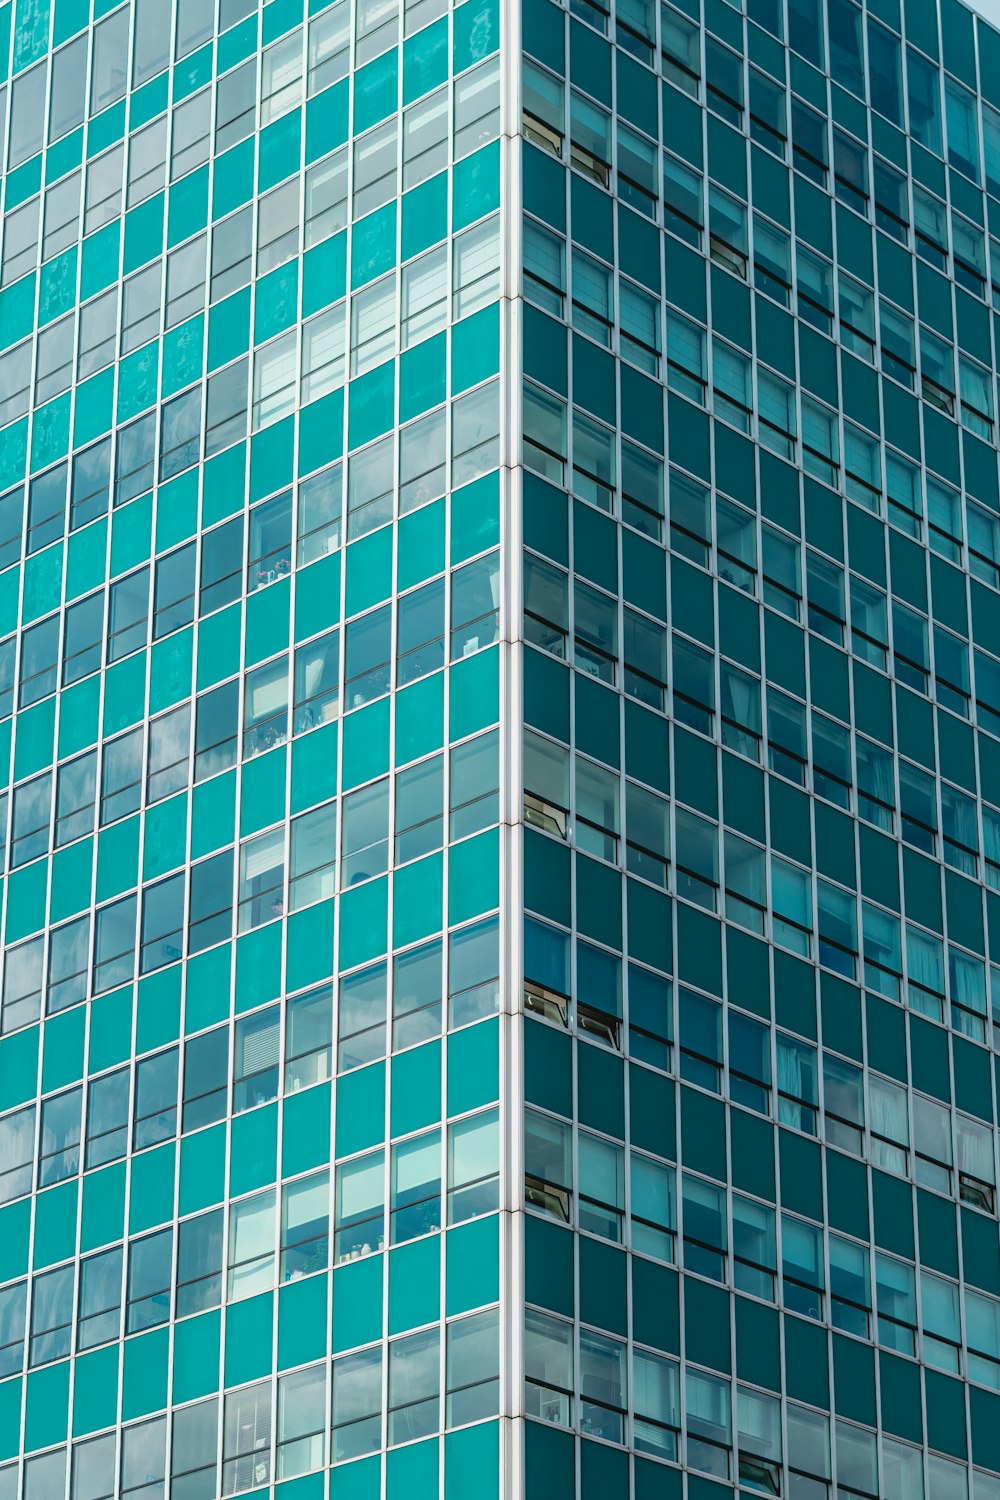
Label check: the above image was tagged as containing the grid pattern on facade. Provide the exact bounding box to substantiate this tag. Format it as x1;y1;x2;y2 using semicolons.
0;0;508;1494
518;0;1000;1496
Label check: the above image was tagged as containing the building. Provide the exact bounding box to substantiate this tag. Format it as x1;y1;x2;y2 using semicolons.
2;0;1000;1495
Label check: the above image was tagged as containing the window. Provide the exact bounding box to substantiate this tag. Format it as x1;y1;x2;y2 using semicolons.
171;1401;219;1500
293;629;339;733
525;1109;571;1221
2;198;39;286
392;940;441;1049
454;221;501;329
133;1047;178;1151
620;280;660;374
119;264;162;357
0;1281;25;1379
195;680;240;780
523;218;565;315
447;1309;500;1425
39;1086;82;1187
19;616;59;708
71;1434;117;1500
395;755;443;863
347;438;395;543
234;1006;280;1112
662;3;700;93
0;495;21;582
302;304;346;402
833;127;868;211
2;939;43;1033
166;235;207;327
128;117;167;206
450;729;499;839
228;1189;276;1299
107;564;148;666
223;1383;272;1495
204;353;247;454
182;1027;229;1131
305;150;348;246
30;1263;74;1365
55;751;96;850
354;120;397;217
791;98;828;183
78;291;117;380
617;122;658;215
115;413;156;506
262;30;303;125
49;38;87;145
335;1150;384;1261
85;1068;128;1169
43;172;82;261
281;1170;329;1279
215;60;256;152
357;0;399;61
177;1209;224;1318
160;388;202;479
77;1246;122;1351
189;849;234;954
309;2;349;92
211;211;253;302
455;57;499;157
664;153;703;245
391;1130;441;1242
258;180;300;276
9;63;45;168
90;6;129;112
254;331;298;428
289;802;337;910
85;145;124;234
449;917;499;1025
172;87;211;180
101;728;143;825
27;464;67;554
523;61;564;155
147;704;191;804
68;440;109;533
296;462;341;564
0;1106;34;1203
277;1364;326;1480
127;1228;173;1333
11;772;52;868
47;915;90;1015
402;246;447;349
388;1328;440;1444
238;828;285;929
403;86;448;189
338;962;387;1070
121;1418;167;1500
345;605;392;707
448;1109;499;1223
285;985;332;1091
35;315;74;405
749;67;786;156
351;274;396;376
0;340;31;427
332;1347;382;1461
200;517;244;615
524;1309;573;1425
399;408;446;514
243;656;289;758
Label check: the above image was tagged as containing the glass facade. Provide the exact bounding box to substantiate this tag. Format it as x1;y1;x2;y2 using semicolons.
0;0;507;1495
3;0;1000;1495
519;0;1000;1496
